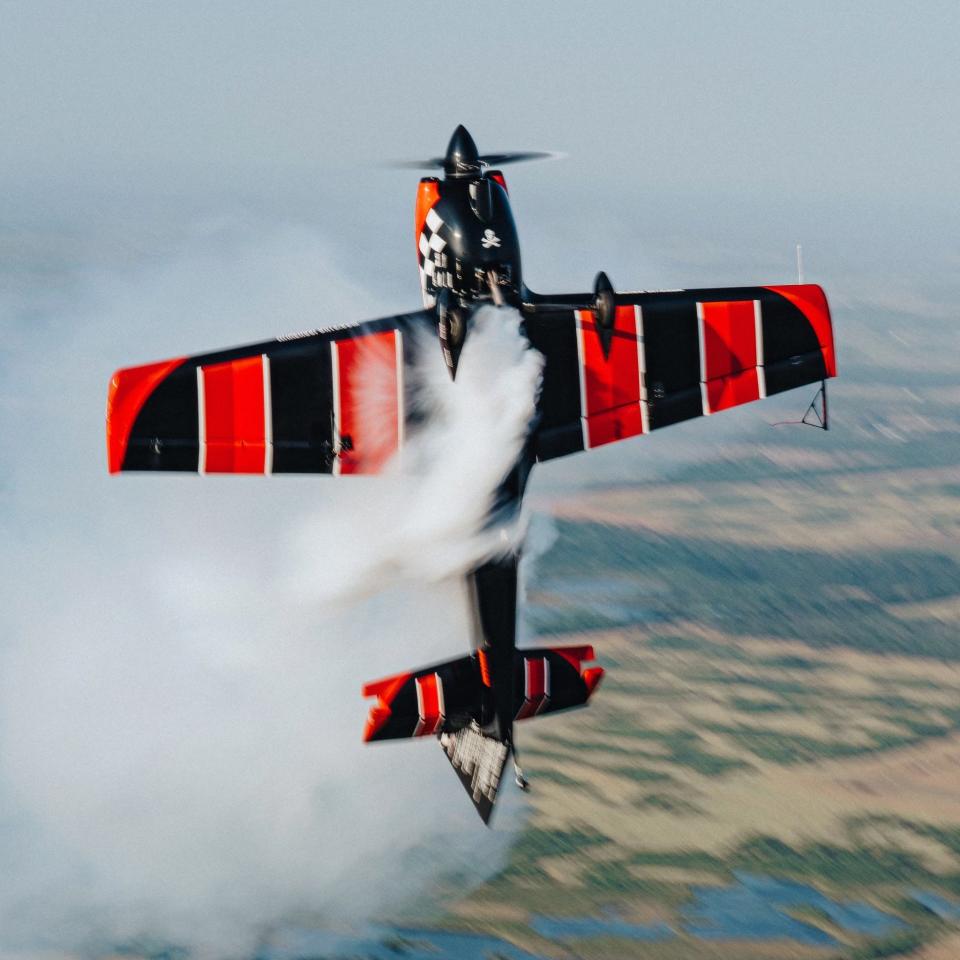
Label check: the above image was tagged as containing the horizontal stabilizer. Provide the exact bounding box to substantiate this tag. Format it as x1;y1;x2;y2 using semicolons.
362;652;484;742
361;644;603;742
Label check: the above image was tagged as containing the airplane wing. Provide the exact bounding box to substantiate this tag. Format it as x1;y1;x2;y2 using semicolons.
525;284;836;461
107;310;433;475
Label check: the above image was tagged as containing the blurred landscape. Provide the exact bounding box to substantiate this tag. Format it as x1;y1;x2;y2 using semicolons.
4;6;960;957
382;304;960;959
3;214;958;960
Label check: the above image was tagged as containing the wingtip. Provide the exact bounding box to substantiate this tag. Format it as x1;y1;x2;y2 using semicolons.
106;357;187;474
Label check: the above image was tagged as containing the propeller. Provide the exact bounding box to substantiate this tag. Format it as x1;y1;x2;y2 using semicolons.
388;151;560;170
388;125;561;176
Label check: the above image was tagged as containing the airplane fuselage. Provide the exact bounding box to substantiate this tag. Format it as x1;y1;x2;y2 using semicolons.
413;127;539;760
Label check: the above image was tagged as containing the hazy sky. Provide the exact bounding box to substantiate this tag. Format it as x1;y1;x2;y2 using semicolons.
3;1;957;312
3;0;958;202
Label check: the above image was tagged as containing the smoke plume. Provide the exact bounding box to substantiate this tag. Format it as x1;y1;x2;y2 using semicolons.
0;224;540;957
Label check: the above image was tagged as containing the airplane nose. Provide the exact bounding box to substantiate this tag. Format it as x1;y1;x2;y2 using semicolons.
445;125;481;178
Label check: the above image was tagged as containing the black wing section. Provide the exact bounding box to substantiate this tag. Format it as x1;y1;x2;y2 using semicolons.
524;284;836;461
107;310;434;475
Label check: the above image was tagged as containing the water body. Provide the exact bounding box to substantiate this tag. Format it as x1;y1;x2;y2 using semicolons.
531;873;905;950
530;911;672;942
262;925;542;960
260;873;910;959
680;872;906;945
910;889;960;921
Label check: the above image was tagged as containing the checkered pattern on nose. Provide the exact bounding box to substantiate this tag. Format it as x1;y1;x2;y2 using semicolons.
418;207;447;307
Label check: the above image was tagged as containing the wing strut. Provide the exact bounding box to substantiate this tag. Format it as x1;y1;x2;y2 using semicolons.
772;379;829;431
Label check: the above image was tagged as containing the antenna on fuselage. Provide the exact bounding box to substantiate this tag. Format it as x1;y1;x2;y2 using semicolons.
796;243;804;284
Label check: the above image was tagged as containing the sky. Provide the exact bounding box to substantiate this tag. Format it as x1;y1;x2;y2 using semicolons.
2;0;957;345
3;1;958;202
0;1;958;954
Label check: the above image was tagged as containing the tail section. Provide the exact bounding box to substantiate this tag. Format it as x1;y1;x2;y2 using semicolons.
361;644;603;823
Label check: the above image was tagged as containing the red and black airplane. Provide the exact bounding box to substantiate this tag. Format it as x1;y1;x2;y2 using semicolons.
106;125;836;823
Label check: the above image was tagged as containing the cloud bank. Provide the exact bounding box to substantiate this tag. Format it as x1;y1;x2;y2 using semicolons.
0;224;539;957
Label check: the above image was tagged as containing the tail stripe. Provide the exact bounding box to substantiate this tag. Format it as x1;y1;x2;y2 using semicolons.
516;656;550;720
414;672;445;736
477;649;492;687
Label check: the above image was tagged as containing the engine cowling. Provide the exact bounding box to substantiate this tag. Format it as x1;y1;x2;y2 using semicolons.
414;174;522;308
593;271;616;357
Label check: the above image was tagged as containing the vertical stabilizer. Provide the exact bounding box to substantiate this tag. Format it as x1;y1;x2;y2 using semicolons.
439;722;509;825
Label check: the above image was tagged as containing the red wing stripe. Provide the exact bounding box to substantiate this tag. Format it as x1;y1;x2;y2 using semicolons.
705;368;762;413
515;700;537;720
525;657;545;700
581;403;644;448
200;356;267;473
414;673;444;737
697;300;762;415
575;307;644;449
332;331;402;475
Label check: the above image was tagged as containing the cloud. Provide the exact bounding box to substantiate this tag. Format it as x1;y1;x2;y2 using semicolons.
0;224;532;957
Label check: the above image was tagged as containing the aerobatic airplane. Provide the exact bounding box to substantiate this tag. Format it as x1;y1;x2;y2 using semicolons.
106;126;836;823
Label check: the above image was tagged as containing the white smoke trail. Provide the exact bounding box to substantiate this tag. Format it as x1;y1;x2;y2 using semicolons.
0;224;537;958
288;306;544;606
